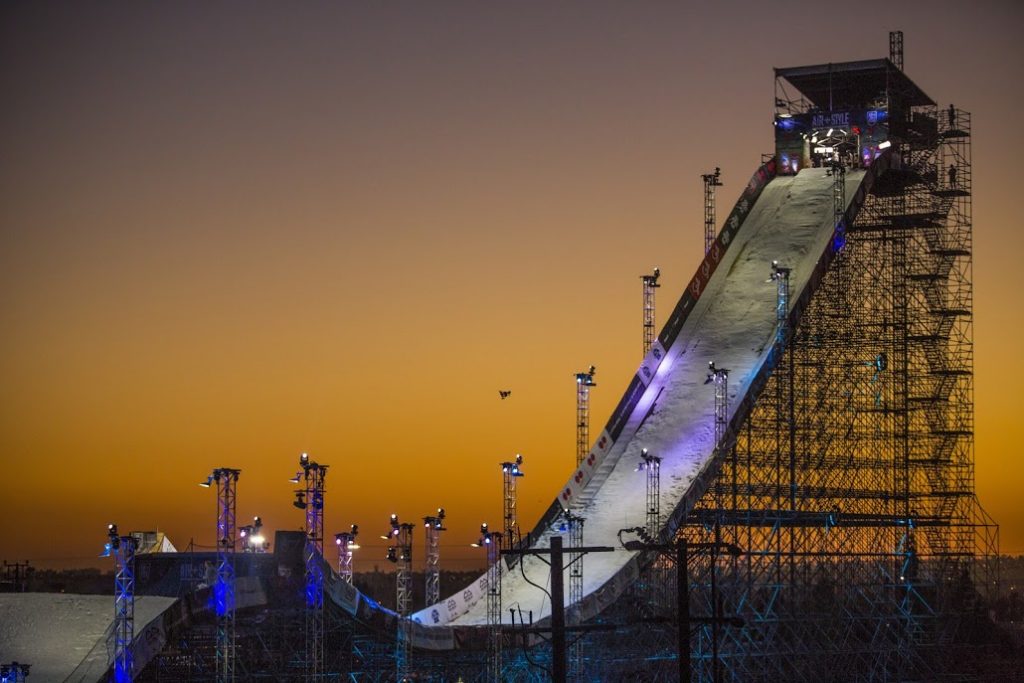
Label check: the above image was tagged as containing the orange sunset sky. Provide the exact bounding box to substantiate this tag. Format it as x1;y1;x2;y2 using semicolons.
2;2;1022;571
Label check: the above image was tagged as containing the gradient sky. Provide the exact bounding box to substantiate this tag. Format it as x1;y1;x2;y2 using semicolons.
2;1;1022;572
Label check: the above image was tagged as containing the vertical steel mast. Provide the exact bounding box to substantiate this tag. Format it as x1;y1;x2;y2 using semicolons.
706;362;730;448
422;508;446;607
334;525;359;585
384;514;414;681
474;524;503;683
563;510;585;682
575;367;597;466
102;523;137;683
500;455;524;548
641;267;661;357
702;167;723;254
200;467;240;683
290;453;327;682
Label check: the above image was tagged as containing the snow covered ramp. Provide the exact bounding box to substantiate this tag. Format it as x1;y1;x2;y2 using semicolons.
411;157;887;631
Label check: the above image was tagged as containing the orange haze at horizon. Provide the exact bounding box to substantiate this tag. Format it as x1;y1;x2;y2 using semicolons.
1;2;1022;572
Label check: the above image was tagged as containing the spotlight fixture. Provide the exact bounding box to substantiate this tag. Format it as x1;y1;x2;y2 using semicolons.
705;361;728;385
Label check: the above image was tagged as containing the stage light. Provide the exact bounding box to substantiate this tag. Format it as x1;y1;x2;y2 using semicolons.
293;491;307;509
288;472;302;484
199;475;213;488
878;140;892;149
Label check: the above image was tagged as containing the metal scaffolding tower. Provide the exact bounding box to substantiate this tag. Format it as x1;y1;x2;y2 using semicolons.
637;449;662;540
102;524;136;683
500;455;524;547
706;362;730;448
575;366;597;466
890;30;904;71
422;508;446;607
770;261;791;350
674;88;996;682
384;514;414;681
291;453;327;682
561;510;585;682
474;524;503;683
200;467;240;683
702;167;723;254
334;525;359;585
641;267;661;357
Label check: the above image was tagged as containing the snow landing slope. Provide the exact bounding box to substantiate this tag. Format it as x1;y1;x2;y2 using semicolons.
410;161;884;630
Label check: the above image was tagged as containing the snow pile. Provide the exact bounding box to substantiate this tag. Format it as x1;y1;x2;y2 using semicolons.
0;593;175;683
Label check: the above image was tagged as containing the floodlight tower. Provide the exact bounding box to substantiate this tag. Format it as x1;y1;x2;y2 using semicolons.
239;516;267;554
575;366;597;466
384;514;414;681
889;30;904;71
641;267;661;357
0;662;30;683
636;449;662;539
706;362;730;447
770;261;792;349
334;525;359;585
290;453;328;682
472;524;503;683
827;160;847;252
636;449;664;612
422;508;446;607
500;455;525;548
561;510;586;682
101;523;136;683
200;467;240;683
702;167;723;254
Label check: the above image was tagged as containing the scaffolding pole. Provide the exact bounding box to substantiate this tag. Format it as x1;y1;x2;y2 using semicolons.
291;454;327;682
562;510;585;682
575;367;597;466
385;515;414;681
199;467;240;683
702;167;723;254
102;524;136;683
889;30;904;71
334;525;359;585
707;362;730;448
423;509;446;607
641;267;661;357
500;455;524;548
475;525;503;683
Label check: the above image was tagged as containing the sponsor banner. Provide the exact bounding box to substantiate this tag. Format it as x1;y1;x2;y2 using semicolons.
327;574;360;616
558;428;615;508
132;615;168;676
410;621;456;650
637;341;666;387
416;557;507;626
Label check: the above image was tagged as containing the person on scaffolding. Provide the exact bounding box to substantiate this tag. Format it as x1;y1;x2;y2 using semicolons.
948;103;956;129
948;163;958;188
